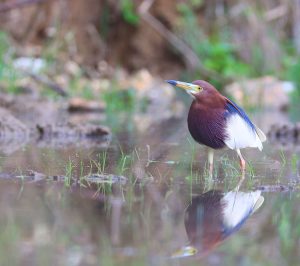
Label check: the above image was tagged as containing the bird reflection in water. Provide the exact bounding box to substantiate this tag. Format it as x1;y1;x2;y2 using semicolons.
172;189;264;258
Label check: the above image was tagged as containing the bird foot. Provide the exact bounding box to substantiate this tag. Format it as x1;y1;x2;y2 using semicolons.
240;158;246;172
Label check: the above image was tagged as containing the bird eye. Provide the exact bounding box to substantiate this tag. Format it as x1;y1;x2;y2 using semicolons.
199;86;203;91
191;249;197;255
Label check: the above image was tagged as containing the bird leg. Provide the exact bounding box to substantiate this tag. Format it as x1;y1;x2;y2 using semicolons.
235;171;246;191
208;148;214;177
236;149;246;173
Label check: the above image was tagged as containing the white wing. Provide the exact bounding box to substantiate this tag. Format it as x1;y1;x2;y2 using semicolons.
221;190;264;229
224;113;264;150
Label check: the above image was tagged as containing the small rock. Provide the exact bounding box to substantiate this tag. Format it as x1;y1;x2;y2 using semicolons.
85;174;127;185
55;74;70;89
0;108;30;138
0;107;30;154
256;185;293;192
90;79;109;92
118;69;185;132
225;76;294;110
13;57;46;74
65;61;81;76
68;97;105;113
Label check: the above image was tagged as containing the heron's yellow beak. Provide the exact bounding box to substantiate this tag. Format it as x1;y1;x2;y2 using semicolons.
166;80;200;95
171;246;198;258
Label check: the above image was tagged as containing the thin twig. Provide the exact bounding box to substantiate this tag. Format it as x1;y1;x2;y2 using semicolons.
138;0;200;70
25;71;68;97
138;0;226;82
0;0;49;13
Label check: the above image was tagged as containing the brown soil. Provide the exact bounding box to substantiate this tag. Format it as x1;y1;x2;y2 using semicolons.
1;0;185;77
0;93;110;154
0;0;291;76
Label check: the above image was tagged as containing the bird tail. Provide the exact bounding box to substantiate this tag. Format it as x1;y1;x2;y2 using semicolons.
254;125;267;142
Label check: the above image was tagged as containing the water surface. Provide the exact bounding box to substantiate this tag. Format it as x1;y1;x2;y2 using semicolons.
0;111;299;266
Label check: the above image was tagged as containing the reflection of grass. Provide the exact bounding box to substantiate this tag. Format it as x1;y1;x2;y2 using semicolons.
278;203;294;252
273;196;300;265
219;155;240;179
117;148;131;176
0;32;20;94
64;157;74;187
279;150;287;166
94;151;108;174
0;218;20;265
185;139;196;193
247;161;256;179
291;154;299;174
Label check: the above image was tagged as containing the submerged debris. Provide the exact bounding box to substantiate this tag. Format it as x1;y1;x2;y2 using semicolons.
256;184;294;192
84;174;127;185
268;123;300;146
36;122;110;139
1;170;127;185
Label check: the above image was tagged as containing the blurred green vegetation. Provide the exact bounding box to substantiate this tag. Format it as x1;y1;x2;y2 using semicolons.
1;0;300;116
177;3;252;84
175;0;300;114
285;60;300;121
0;32;20;94
273;195;300;266
121;0;140;25
103;88;136;112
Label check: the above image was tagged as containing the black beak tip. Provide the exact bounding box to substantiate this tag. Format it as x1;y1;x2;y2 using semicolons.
166;80;177;86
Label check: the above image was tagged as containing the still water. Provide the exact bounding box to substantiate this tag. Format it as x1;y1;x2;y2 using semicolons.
0;111;299;266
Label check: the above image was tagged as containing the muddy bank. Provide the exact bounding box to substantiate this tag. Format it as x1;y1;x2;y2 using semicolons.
0;93;110;154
